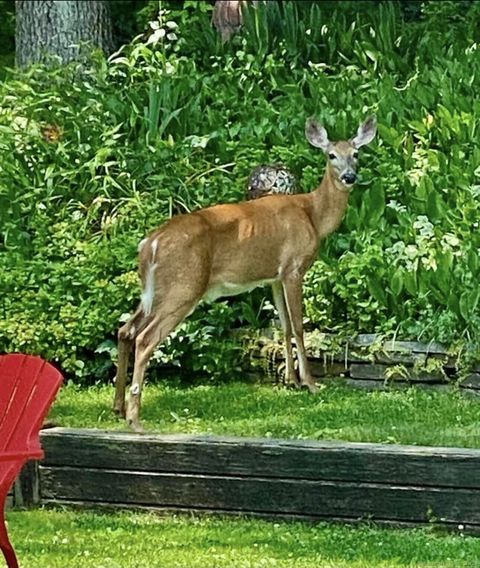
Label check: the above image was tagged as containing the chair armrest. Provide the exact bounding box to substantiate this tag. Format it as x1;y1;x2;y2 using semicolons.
0;450;44;462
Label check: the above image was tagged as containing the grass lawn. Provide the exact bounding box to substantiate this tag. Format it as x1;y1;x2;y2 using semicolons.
7;508;480;568
49;379;480;448
15;381;480;567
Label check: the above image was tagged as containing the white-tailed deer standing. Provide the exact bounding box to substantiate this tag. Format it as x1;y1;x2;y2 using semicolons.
113;116;377;430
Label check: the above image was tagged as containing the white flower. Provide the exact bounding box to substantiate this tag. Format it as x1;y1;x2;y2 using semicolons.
386;199;407;213
441;233;461;248
405;244;418;259
147;28;166;45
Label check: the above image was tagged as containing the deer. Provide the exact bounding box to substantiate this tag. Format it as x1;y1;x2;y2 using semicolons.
113;116;377;431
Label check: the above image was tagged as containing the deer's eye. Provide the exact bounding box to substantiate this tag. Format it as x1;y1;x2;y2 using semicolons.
353;152;359;159
328;153;336;160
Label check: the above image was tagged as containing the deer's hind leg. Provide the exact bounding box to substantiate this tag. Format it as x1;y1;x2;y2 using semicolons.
126;297;200;431
113;307;152;417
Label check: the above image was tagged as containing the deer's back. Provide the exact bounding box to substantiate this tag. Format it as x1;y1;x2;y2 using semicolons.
140;195;318;289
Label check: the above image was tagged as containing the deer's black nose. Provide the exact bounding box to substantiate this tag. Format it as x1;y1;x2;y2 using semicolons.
342;172;357;185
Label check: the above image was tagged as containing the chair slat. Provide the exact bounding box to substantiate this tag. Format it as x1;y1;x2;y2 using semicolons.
0;356;45;450
0;353;63;568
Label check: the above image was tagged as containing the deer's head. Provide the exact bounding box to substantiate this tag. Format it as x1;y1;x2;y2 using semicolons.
305;116;377;189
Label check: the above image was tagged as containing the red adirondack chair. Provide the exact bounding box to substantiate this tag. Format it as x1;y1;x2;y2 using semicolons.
0;354;63;568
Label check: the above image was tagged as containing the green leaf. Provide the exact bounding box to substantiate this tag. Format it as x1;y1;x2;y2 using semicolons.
367;183;386;225
416;175;434;202
435;251;452;296
345;205;360;231
390;268;404;296
459;292;470;322
377;124;400;147
467;250;478;273
426;191;444;221
403;271;417;295
367;276;387;305
459;290;479;322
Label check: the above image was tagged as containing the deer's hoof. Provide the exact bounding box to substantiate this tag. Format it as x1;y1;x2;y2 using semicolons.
127;417;144;433
284;373;301;389
301;381;322;394
126;406;144;432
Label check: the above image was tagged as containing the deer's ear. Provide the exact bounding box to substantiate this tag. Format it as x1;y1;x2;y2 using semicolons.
350;116;377;148
305;118;330;151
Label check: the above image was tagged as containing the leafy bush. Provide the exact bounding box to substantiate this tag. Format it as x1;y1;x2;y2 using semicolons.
0;0;479;382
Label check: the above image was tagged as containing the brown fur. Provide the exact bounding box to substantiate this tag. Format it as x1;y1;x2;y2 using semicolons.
113;117;376;430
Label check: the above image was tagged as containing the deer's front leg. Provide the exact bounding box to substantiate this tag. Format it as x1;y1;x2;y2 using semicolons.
281;275;318;394
271;281;298;387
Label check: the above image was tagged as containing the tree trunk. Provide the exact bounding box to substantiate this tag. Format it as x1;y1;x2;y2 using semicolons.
15;0;113;68
212;0;246;42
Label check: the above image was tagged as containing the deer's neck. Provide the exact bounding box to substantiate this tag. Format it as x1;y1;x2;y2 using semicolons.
306;165;350;240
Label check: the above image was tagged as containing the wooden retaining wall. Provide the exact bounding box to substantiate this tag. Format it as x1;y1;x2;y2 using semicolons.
7;462;40;510
248;331;480;393
24;427;480;533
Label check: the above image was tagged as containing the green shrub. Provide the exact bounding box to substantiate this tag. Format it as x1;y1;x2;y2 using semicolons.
1;1;479;382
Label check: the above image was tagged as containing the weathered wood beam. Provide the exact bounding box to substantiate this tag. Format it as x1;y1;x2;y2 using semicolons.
34;428;480;531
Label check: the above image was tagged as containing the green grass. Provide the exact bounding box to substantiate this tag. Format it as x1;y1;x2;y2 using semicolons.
49;380;480;448
20;382;480;567
7;508;480;568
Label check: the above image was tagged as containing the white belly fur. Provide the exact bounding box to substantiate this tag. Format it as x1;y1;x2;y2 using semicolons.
203;279;275;302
